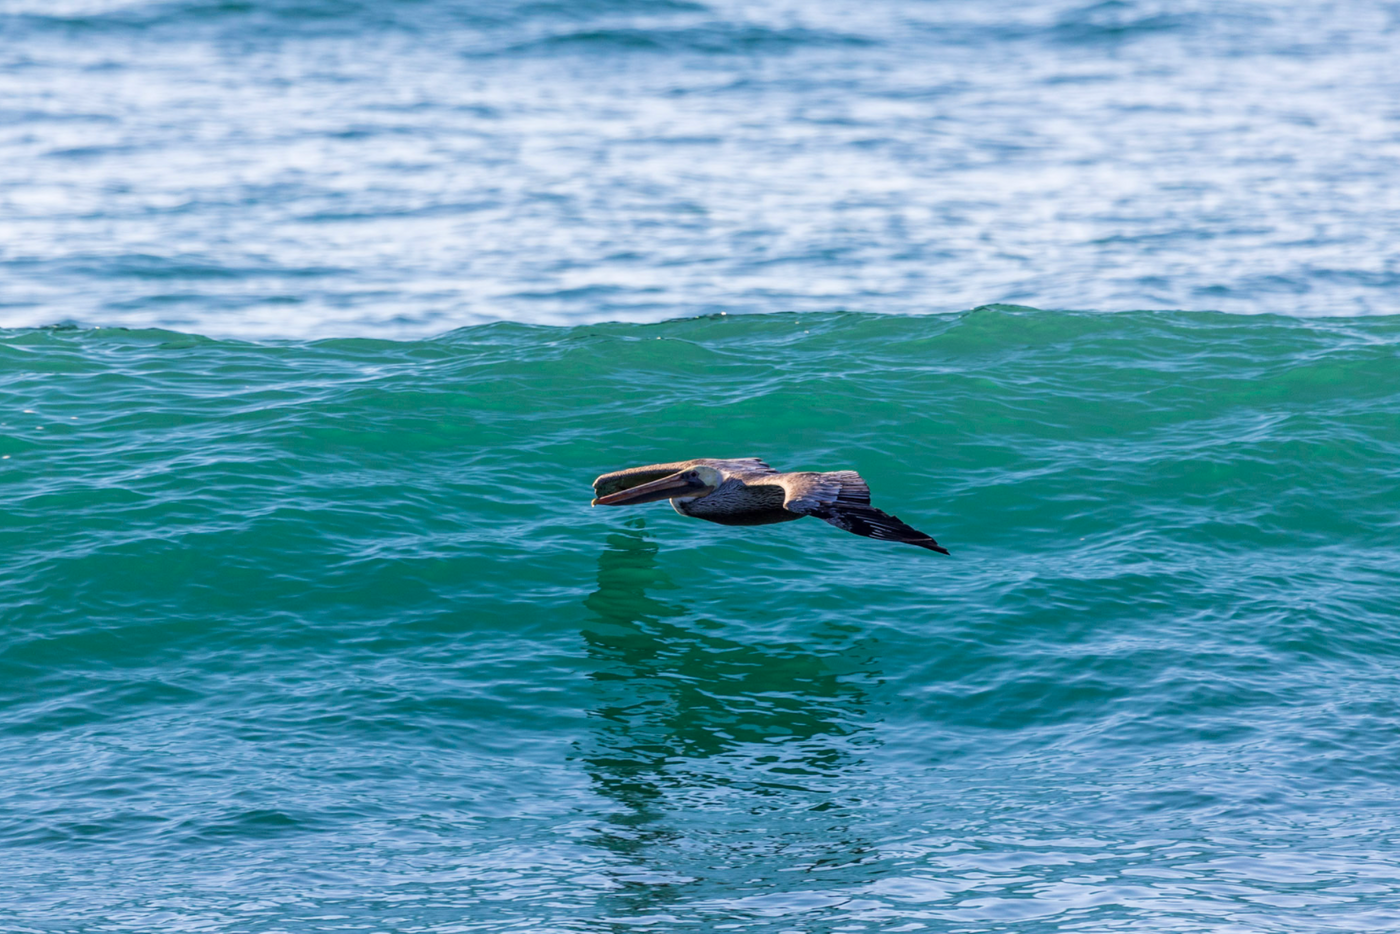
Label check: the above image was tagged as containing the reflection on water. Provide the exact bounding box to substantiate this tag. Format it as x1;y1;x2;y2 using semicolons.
575;520;884;920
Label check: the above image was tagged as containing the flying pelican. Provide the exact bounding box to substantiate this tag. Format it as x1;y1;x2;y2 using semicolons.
592;458;949;554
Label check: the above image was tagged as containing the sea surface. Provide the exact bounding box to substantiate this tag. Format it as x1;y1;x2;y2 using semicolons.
2;0;1399;336
4;1;1400;933
5;310;1400;932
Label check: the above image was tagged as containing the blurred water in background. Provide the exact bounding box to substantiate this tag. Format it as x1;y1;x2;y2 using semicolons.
1;0;1398;337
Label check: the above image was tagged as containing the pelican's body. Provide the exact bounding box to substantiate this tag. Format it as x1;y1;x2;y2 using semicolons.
592;458;949;554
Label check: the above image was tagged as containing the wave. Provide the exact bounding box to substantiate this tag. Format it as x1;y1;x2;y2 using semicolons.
506;23;876;56
4;304;1400;930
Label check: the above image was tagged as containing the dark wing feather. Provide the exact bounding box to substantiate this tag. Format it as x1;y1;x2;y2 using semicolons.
783;470;948;554
812;503;950;554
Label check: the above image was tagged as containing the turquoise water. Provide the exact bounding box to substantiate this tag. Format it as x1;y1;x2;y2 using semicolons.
5;308;1400;931
6;0;1400;928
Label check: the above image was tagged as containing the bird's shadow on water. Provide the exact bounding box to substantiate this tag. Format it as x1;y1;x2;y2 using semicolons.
572;519;887;923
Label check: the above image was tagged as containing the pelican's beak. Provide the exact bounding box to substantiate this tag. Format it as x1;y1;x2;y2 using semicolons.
593;470;708;506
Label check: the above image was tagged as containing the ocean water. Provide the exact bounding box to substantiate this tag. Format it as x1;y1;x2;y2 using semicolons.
5;1;1400;932
2;0;1399;337
4;309;1400;932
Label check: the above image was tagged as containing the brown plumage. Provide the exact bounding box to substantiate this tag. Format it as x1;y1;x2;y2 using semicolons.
591;458;949;554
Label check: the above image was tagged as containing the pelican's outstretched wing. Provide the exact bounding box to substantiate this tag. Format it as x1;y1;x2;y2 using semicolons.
781;470;950;554
704;457;780;476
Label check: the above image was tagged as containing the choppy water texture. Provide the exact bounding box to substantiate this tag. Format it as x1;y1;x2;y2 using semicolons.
5;0;1400;931
2;0;1400;337
3;309;1400;932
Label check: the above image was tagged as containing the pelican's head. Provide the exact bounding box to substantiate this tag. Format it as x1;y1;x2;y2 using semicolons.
592;464;723;507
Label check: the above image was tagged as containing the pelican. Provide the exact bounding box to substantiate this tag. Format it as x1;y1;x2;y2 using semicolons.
591;458;949;554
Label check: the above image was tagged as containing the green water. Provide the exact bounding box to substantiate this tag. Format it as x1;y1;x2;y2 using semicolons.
3;308;1400;932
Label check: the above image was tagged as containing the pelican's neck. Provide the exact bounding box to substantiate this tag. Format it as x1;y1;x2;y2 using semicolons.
668;472;727;515
670;492;708;516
